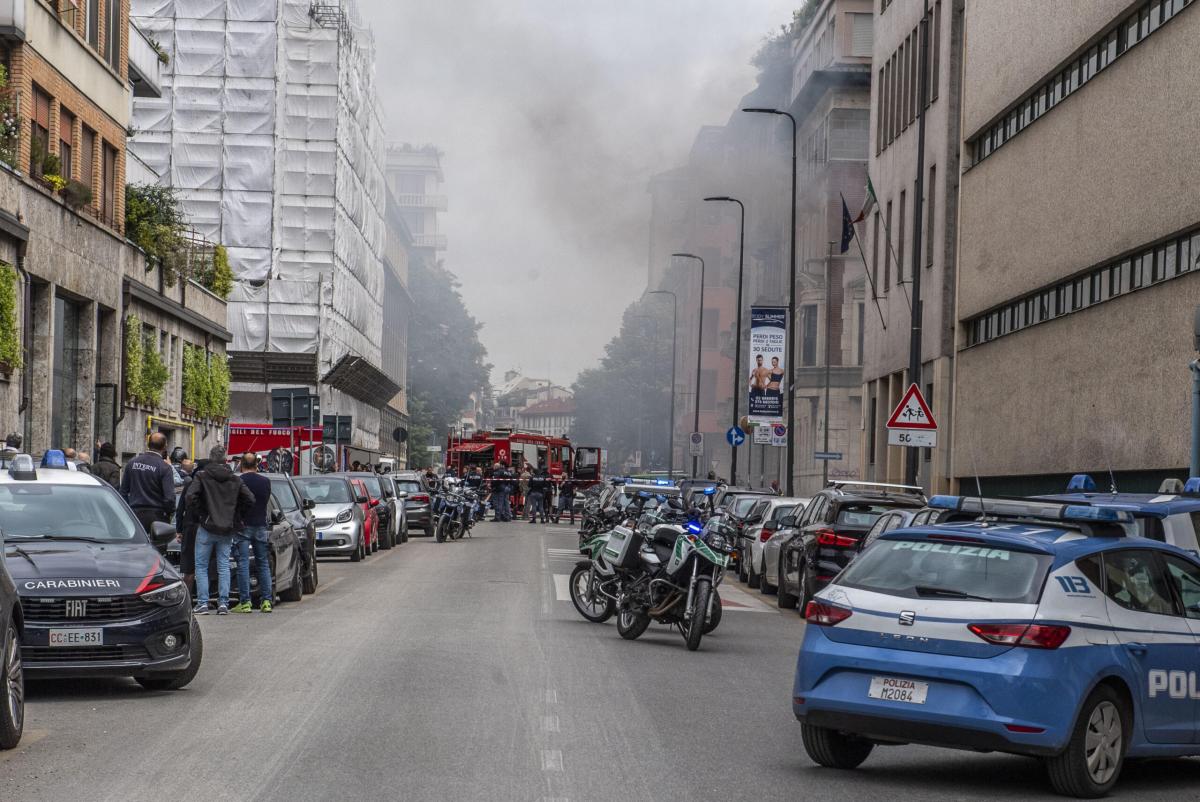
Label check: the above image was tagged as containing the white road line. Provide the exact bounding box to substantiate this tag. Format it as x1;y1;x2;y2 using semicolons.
542;715;560;733
553;573;571;602
546;689;558;704
541;750;563;771
541;535;551;615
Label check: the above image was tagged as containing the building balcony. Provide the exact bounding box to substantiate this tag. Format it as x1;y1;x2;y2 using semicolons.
0;0;25;41
394;193;447;211
128;21;163;99
412;233;447;250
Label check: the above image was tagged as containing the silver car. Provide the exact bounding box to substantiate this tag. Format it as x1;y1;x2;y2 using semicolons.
293;476;368;562
759;505;809;596
743;497;808;589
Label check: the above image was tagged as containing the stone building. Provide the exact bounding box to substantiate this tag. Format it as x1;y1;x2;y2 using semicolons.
954;0;1200;492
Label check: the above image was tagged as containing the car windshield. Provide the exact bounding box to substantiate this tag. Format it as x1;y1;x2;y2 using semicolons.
835;503;898;528
837;538;1053;604
358;476;383;497
294;478;352;504
732;497;761;517
397;481;422;494
769;504;798;523
270;479;300;512
0;484;139;541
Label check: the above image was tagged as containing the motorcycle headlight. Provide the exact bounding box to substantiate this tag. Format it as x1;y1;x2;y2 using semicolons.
336;509;353;523
141;580;187;607
707;533;727;552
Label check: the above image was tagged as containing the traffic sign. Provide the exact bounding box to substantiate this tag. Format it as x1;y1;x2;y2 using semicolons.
726;426;746;447
771;424;786;447
888;429;937;448
814;451;843;461
753;426;771;444
886;384;937;430
689;432;704;456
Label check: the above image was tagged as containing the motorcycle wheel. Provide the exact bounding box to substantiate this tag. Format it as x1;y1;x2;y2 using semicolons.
448;520;462;541
616;607;650;640
435;518;445;543
569;563;614;623
685;578;712;651
702;589;722;634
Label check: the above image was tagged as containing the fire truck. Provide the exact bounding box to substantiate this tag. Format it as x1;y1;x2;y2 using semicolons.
445;429;604;486
226;424;325;475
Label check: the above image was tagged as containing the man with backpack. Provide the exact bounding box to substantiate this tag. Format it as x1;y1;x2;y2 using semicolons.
186;446;253;615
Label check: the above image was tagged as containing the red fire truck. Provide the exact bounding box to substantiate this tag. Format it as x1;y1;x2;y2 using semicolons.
445;429;604;486
227;424;325;475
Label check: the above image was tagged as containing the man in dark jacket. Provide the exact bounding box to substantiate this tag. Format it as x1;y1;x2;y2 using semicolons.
93;442;121;488
185;446;253;615
527;468;550;524
121;433;176;537
233;453;274;613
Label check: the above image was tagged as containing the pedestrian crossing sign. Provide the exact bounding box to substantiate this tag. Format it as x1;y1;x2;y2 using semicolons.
885;384;937;430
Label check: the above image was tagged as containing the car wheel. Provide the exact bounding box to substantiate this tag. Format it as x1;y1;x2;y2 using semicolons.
380;520;394;550
370;529;379;553
280;558;303;603
135;618;203;692
801;722;873;769
758;557;777;595
350;536;363;562
424;524;435;538
778;558;799;609
747;557;760;589
0;621;23;749
1045;685;1127;798
401;523;409;543
302;554;318;595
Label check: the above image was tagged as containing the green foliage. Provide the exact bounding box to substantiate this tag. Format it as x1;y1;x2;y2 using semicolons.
41;153;60;177
60;179;92;209
0;261;21;370
141;336;169;406
181;344;229;419
406;259;491;457
208;352;230;418
125;183;186;284
124;314;169;406
571;298;674;471
148;36;170;65
751;2;820;69
0;65;17;168
42;173;66;192
208;244;233;299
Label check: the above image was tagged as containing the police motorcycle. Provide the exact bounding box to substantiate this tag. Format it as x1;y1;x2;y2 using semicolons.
434;480;479;542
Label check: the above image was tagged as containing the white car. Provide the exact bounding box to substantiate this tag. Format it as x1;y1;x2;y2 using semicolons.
744;497;808;589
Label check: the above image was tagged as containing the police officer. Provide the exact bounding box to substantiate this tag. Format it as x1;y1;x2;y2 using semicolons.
464;465;485;492
491;462;512;522
120;432;177;539
0;432;21;468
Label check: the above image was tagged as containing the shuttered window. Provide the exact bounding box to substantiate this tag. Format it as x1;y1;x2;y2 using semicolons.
851;13;873;57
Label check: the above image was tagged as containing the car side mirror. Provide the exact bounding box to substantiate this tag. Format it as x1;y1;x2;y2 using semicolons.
396;491;408;500
302;498;315;510
149;521;177;546
369;498;380;508
779;515;797;528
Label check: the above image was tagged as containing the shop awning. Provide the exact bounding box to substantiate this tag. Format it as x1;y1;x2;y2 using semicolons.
450;442;494;454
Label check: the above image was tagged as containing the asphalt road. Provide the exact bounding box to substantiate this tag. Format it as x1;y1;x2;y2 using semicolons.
2;520;1199;801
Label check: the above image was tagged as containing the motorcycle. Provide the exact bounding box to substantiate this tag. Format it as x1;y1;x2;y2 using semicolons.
434;486;476;542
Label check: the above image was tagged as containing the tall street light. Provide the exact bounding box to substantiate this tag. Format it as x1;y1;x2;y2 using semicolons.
647;289;677;479
703;195;746;486
743;106;797;496
673;252;706;479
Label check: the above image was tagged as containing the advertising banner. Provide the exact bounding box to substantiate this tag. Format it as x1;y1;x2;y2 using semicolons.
748;306;787;423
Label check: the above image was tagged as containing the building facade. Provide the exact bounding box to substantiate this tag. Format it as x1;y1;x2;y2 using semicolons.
955;0;1200;492
516;398;576;439
861;0;963;493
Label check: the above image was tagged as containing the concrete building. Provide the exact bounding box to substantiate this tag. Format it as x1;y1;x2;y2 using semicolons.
955;0;1200;493
0;2;228;460
861;0;963;493
516;397;576;439
131;0;397;459
386;144;447;256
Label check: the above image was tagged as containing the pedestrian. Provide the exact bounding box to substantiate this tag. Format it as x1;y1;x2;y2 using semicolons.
518;464;531;516
491;462;512;521
464;465;484;492
63;447;77;461
0;433;20;467
175;458;201;596
93;442;121;487
120;432;177;541
233;453;274;613
555;477;576;525
769;479;782;495
422;465;437;491
527;467;549;524
76;451;92;474
185;446;253;615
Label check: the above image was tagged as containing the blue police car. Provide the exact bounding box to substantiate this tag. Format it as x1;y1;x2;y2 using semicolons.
1;452;202;690
793;494;1200;798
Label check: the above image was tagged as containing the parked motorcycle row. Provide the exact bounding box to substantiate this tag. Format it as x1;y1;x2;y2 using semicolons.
429;479;484;542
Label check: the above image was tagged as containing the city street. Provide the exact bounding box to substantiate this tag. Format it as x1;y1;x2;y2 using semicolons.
0;521;1197;802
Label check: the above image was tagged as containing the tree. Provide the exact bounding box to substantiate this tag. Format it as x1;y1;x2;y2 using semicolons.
571;298;673;471
406;259;491;462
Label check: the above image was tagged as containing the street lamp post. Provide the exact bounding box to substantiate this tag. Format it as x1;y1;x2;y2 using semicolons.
823;241;835;486
672;252;706;479
647;289;678;479
742;107;797;496
704;195;746;486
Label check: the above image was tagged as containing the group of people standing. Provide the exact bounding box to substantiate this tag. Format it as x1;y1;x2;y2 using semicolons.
118;433;277;616
425;461;578;525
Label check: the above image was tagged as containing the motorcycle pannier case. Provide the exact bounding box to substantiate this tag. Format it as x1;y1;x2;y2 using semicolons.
602;525;643;569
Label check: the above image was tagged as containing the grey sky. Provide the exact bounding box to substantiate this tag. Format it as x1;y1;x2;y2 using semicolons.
362;0;796;386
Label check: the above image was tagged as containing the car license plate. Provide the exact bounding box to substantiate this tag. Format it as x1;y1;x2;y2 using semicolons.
868;675;928;704
48;628;103;647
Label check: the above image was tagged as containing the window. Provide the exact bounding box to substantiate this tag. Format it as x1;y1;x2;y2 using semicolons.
871;210;881;292
86;0;99;48
828;109;869;160
102;143;117;226
875;67;885;153
884;200;892;289
80;126;96;197
851;13;873;57
856;302;864;365
1162;554;1200;619
30;85;50;177
105;0;121;71
909;28;919;121
800;304;818;366
897;190;906;283
1102;550;1178;616
59;109;74;180
867;395;877;465
930;1;941;101
925;165;936;267
898;40;908;130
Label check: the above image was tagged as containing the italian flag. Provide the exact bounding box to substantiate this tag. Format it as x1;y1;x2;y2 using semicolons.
851;175;877;225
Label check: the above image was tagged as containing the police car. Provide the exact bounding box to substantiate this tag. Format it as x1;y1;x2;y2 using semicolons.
793;495;1200;798
1;452;202;690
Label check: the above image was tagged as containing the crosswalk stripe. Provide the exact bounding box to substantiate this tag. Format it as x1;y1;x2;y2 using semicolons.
553;573;571;601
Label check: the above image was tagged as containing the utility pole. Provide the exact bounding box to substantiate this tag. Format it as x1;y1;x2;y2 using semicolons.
647;290;678;479
673;253;706;479
1192;305;1200;477
704;196;746;485
906;0;931;487
823;241;834;486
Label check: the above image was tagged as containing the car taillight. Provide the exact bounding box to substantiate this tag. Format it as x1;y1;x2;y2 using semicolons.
968;623;1071;649
804;600;852;626
412;494;429;503
815;528;857;547
760;527;775;542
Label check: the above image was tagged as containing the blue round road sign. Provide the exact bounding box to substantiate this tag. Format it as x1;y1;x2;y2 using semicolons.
726;426;746;446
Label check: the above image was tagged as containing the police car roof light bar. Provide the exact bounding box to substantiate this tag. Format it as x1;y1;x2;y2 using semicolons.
928;495;1134;526
1184;477;1200;496
8;453;35;480
1061;505;1133;524
41;449;67;469
1066;474;1096;492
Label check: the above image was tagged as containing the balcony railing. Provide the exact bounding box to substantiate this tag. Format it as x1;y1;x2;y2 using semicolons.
412;233;447;250
0;0;25;41
394;193;447;211
128;21;163;99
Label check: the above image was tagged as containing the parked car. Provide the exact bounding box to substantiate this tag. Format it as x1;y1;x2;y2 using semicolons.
293;475;369;562
265;472;319;595
348;477;381;554
224;491;305;605
777;481;926;610
379;474;409;543
393;472;433;537
712;490;774;576
743;497;808;588
342;473;395;550
0;463;23;747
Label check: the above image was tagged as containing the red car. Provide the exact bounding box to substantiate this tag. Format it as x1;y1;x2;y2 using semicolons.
348;477;381;554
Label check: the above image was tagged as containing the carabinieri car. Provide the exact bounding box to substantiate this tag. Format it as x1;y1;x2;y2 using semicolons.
793;494;1200;798
1;452;202;690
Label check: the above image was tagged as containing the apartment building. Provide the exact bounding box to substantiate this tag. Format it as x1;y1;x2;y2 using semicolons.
861;0;963;493
386;144;448;256
955;0;1200;492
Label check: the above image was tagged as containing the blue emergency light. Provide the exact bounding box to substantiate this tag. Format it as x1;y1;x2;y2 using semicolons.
1066;474;1096;492
703;486;717;495
928;495;961;510
41;449;67;469
654;479;673;486
687;521;703;534
1062;505;1133;524
1184;477;1200;496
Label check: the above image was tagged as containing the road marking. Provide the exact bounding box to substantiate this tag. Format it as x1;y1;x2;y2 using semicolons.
542;715;560;733
546;689;558;704
553;573;570;602
541;749;563;771
545;548;580;560
541;535;551;615
309;576;344;597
